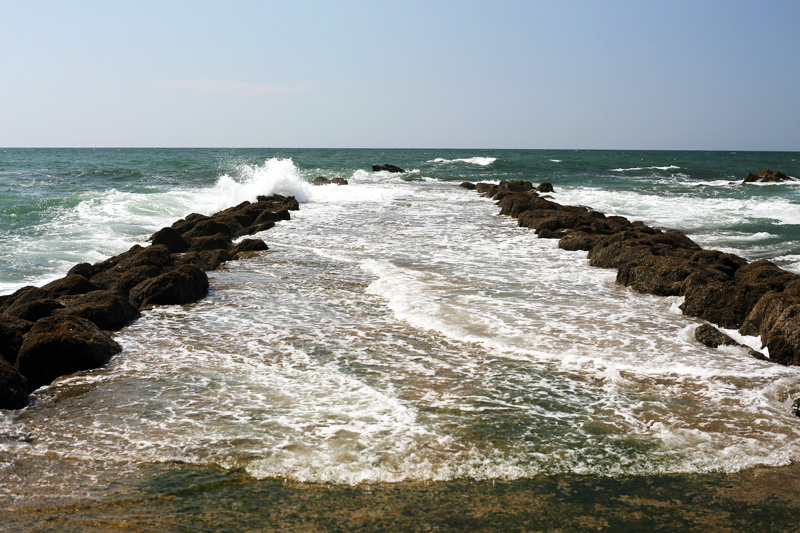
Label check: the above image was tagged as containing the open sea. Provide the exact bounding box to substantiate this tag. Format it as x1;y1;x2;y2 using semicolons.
1;148;800;525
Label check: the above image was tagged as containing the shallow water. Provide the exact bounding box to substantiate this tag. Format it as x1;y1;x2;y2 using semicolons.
1;149;800;512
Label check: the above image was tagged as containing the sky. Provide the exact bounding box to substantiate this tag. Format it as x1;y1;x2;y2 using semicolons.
1;0;798;150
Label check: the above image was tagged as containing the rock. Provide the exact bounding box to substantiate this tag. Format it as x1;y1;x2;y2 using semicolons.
762;305;800;366
372;164;405;173
234;221;276;238
680;280;772;330
41;274;98;299
182;219;238;241
93;244;175;275
0;286;48;313
496;180;533;194
558;231;606;252
187;233;232;253
198;249;232;270
536;182;554;193
0;316;32;365
459;182;477;190
3;298;64;323
312;176;330;185
91;264;163;297
739;291;800;337
129;264;209;310
149;226;189;253
331;178;348;185
734;259;799;292
743;169;794;183
171;213;210;235
0;359;28;410
16;315;122;392
231;239;268;257
67;262;99;279
56;290;140;331
695;324;739;349
689;250;748;279
616;256;723;297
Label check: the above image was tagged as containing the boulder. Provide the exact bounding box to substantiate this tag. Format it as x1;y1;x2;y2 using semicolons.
558;231;606;252
56;290;141;331
91;264;163;296
743;169;795;183
16;315;122;392
459;182;477;190
182;219;238;241
734;259;799;292
762;304;800;365
187;233;232;253
312;176;330;185
331;178;349;185
41;274;99;299
0;359;28;410
689;250;748;279
0;316;33;365
616;256;724;297
536;182;554;193
3;298;63;323
739;292;800;337
234;221;276;238
198;249;232;270
149;226;189;253
695;324;739;349
231;239;269;257
67;262;99;279
372;164;405;173
171;213;210;235
0;286;48;313
680;280;772;330
128;264;209;310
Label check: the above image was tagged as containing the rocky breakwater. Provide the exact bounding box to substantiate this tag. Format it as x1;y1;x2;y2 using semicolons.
462;180;800;367
0;194;299;410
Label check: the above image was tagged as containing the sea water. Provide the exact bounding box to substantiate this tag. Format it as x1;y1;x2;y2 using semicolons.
1;148;799;503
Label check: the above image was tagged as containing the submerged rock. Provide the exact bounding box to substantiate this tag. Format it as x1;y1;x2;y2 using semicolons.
695;324;739;349
16;315;122;393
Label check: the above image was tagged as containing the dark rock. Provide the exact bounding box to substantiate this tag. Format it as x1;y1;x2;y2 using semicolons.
695;324;739;349
689;250;748;279
330;178;348;185
616;256;721;297
372;164;405;173
558;231;606;252
734;259;799;292
234;221;276;238
762;305;800;365
67;262;99;279
312;176;330;185
171;213;210;235
41;274;98;299
0;316;32;366
187;233;232;253
198;249;232;270
149;226;189;253
0;286;48;313
182;219;238;241
93;244;175;274
459;182;477;190
91;264;163;296
536;182;554;193
496;180;533;194
739;292;800;337
3;298;63;323
56;290;140;331
129;264;209;310
16;315;122;393
0;359;28;410
231;239;268;257
253;210;285;225
743;169;795;183
680;280;773;330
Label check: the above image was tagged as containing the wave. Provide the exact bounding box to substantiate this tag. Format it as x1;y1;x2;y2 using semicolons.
429;157;497;166
610;165;681;172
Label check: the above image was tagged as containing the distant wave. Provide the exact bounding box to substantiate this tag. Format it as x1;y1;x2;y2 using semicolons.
429;157;496;166
610;165;681;172
549;159;562;163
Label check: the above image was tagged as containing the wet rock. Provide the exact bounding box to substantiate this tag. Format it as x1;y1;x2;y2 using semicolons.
616;256;724;297
67;262;100;280
475;183;498;197
689;250;748;279
331;177;348;185
171;213;210;235
16;315;122;392
41;274;98;299
743;169;795;183
3;298;64;323
459;182;477;190
312;176;330;185
372;164;405;173
695;324;739;349
536;182;554;193
558;231;606;252
198;249;232;270
762;305;800;366
93;244;175;275
90;265;163;297
0;316;33;366
129;264;209;310
56;290;140;331
0;286;48;313
149;226;189;253
680;280;772;330
0;359;28;410
187;233;232;253
231;239;268;257
734;259;799;292
182;219;239;241
234;221;276;238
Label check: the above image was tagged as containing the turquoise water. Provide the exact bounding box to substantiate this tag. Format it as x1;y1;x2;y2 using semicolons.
1;148;800;509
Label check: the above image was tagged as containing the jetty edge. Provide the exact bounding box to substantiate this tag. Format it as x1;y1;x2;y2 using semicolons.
462;179;800;368
0;194;299;410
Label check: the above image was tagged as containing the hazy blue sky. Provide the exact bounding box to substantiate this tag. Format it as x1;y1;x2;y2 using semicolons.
2;0;798;149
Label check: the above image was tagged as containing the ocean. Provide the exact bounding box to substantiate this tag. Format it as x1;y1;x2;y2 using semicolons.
1;148;800;524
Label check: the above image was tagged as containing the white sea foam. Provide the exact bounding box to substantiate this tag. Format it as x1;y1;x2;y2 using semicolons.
430;157;497;166
610;165;681;172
